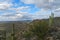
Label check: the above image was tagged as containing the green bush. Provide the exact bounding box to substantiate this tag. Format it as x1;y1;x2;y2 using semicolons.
23;20;49;40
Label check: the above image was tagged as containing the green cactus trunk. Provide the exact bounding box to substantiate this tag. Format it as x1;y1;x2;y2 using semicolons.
49;13;54;27
11;24;15;40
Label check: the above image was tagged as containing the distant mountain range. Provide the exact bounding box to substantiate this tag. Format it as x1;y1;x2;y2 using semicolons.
0;17;60;23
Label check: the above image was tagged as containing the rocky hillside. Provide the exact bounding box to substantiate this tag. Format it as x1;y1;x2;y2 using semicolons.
0;17;60;40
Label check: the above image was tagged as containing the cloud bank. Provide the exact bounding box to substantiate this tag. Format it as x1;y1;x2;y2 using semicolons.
21;0;60;10
0;0;60;21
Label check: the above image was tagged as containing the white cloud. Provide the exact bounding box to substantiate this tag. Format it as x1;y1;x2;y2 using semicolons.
0;2;31;21
0;0;60;21
8;6;30;12
21;0;34;4
20;0;60;19
0;13;23;21
49;0;54;2
21;0;60;10
0;10;31;21
31;8;60;20
0;0;32;21
0;2;13;10
30;9;51;19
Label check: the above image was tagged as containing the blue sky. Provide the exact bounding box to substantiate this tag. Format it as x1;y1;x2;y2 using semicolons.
0;0;60;21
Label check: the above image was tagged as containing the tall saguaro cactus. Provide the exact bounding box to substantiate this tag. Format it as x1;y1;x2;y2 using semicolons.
11;24;15;40
49;13;54;27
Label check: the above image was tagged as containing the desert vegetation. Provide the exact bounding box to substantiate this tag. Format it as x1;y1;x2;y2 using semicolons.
0;17;60;40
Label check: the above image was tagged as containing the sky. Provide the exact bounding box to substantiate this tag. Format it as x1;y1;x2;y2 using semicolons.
0;0;60;21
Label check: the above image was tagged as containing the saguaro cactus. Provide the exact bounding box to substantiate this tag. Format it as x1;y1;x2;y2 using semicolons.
11;24;15;40
49;12;54;27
